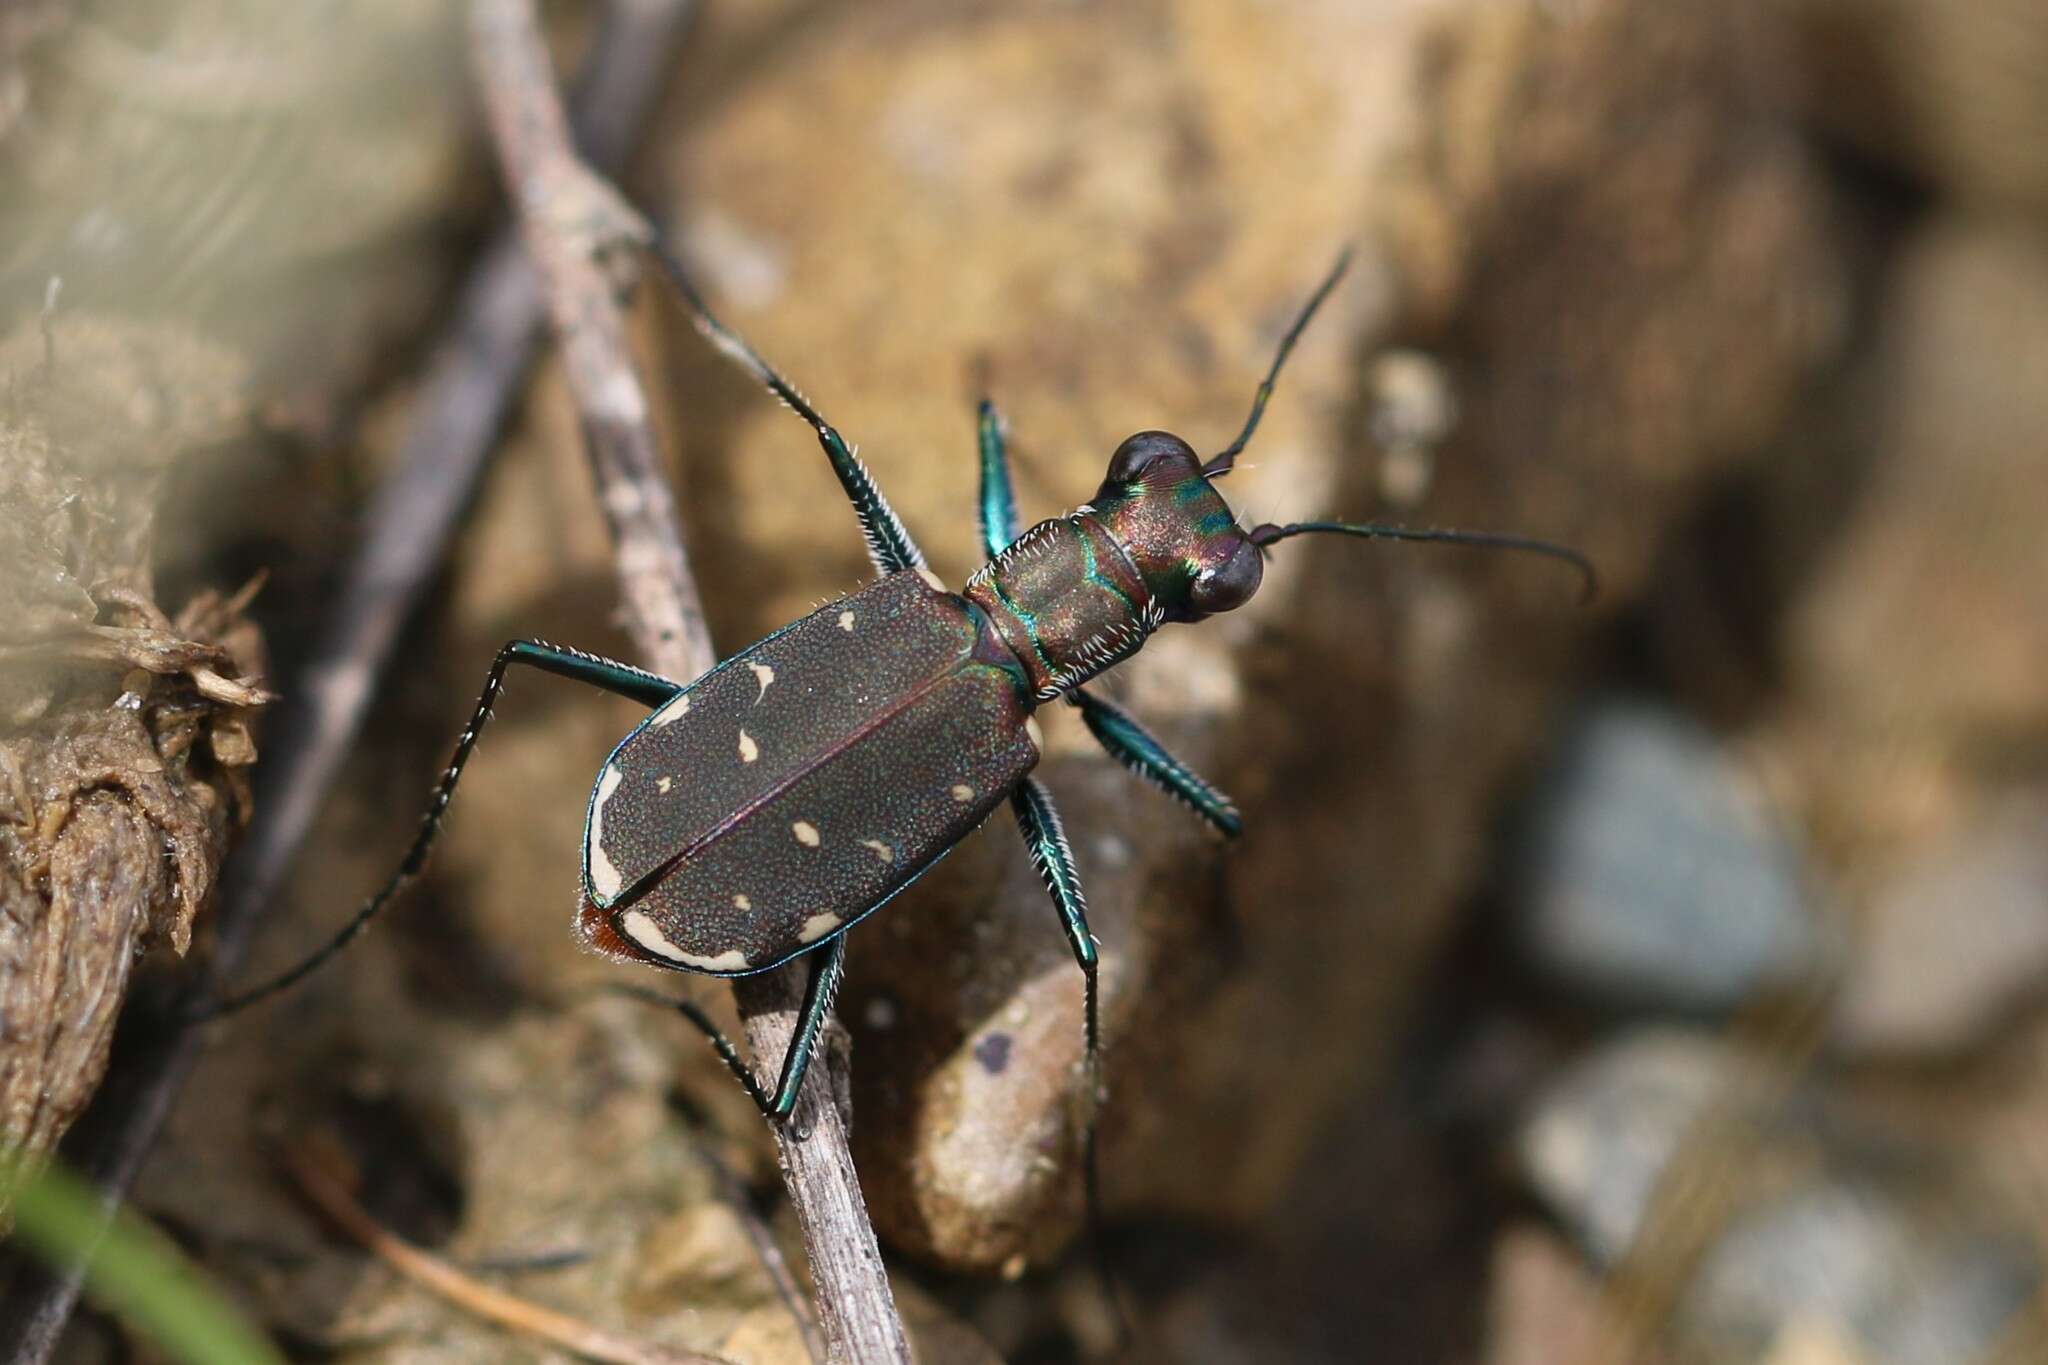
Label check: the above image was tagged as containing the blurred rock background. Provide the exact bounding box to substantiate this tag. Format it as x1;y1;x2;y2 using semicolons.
2;0;2046;1362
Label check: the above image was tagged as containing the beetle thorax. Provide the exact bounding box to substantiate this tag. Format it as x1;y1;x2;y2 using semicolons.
963;515;1161;702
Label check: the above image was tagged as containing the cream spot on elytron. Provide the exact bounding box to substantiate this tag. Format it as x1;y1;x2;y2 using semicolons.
792;820;821;847
738;729;759;763
747;661;775;701
917;566;947;592
657;776;672;793
733;893;752;910
860;838;894;863
648;692;690;727
587;765;625;899
951;784;975;803
799;912;842;944
621;910;683;961
838;610;855;631
625;911;749;970
1024;716;1044;750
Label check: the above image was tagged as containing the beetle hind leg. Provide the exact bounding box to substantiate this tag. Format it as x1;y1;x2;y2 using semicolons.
189;641;684;1021
625;937;848;1130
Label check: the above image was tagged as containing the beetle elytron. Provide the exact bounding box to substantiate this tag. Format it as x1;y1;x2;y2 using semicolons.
207;246;1590;1138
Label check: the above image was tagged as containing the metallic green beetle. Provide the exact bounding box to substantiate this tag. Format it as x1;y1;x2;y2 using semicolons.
212;249;1591;1127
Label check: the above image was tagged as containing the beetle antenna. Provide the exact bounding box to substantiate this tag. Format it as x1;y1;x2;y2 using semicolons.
1248;519;1598;602
1202;249;1352;479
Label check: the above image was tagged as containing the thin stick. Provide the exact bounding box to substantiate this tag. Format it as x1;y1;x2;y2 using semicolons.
694;1117;828;1364
468;3;911;1362
0;7;695;1359
281;1141;732;1365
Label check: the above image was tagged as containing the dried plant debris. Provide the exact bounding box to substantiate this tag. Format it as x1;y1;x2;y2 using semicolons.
0;311;265;1194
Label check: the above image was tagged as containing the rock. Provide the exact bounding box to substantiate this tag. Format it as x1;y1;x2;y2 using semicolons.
1833;791;2048;1057
1521;1030;2041;1365
718;1307;812;1365
1781;0;2048;213
626;1203;770;1312
1785;218;2048;751
1513;697;1824;1014
1759;1321;1873;1365
1520;1028;1749;1264
1483;1224;1620;1365
1683;1182;2037;1365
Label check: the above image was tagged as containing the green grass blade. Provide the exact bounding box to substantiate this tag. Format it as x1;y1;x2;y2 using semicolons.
6;1156;284;1365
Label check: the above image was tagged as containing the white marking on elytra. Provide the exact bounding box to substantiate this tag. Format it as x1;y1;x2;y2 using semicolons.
649;692;691;727
838;610;856;631
916;566;947;592
624;910;751;971
748;661;775;701
860;838;895;863
587;765;625;900
1025;716;1045;750
792;820;821;847
951;784;975;803
738;729;759;763
657;776;673;793
799;912;842;944
733;893;752;911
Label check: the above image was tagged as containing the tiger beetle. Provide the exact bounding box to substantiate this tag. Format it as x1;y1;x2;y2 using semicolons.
203;245;1590;1172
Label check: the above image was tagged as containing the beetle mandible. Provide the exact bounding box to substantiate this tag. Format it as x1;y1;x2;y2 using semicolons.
206;247;1591;1138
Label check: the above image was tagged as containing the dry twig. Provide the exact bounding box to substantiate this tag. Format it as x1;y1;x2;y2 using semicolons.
281;1139;733;1365
694;1117;829;1364
0;5;695;1357
469;1;912;1359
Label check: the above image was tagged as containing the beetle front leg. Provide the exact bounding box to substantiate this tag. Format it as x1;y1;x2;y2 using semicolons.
978;396;1022;561
647;244;928;579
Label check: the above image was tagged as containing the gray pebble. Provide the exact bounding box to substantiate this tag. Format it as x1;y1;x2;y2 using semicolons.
1833;790;2048;1057
1514;696;1825;1014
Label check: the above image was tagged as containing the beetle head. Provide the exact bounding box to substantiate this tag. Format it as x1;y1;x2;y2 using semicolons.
1090;431;1263;622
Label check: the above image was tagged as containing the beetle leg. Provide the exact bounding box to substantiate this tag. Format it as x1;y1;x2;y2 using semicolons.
762;935;848;1126
1009;777;1101;1051
977;396;1022;560
1009;778;1102;1120
190;640;684;1020
646;244;928;579
605;985;775;1113
1067;687;1242;838
603;934;845;1131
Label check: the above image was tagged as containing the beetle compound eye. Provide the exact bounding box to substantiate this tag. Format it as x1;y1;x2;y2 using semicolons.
1106;430;1197;484
1188;537;1264;615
